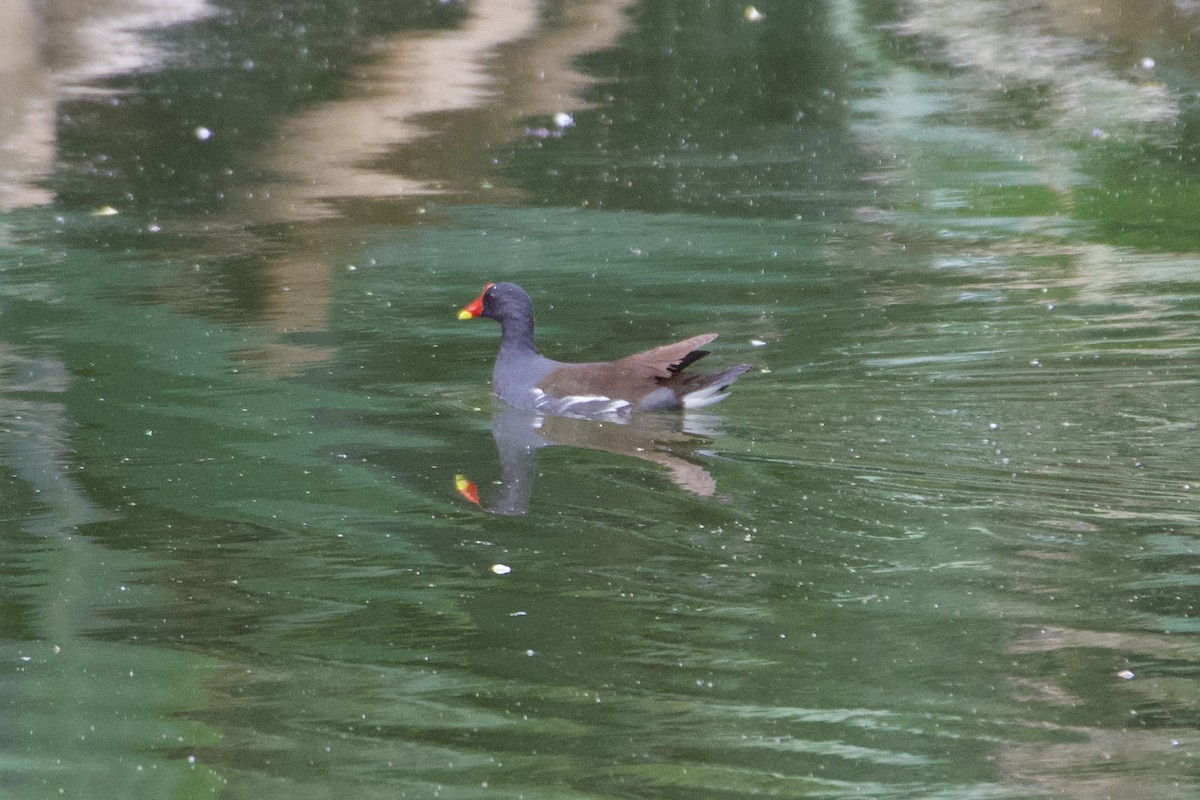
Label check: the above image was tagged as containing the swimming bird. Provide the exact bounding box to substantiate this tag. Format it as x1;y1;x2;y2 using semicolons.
458;282;751;417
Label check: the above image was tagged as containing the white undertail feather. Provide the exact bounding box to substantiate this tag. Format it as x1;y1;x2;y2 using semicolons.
681;384;732;409
682;364;752;410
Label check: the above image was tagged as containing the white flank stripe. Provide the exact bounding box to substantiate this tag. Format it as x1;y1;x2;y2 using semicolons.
557;394;613;409
600;399;632;414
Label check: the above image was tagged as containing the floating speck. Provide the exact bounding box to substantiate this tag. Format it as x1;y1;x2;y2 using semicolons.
1140;57;1156;70
491;564;512;575
744;5;765;22
195;126;213;141
91;205;119;217
1117;669;1135;680
750;339;767;347
553;112;574;129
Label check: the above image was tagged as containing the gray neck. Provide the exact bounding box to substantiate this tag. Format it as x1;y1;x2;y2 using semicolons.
497;313;539;357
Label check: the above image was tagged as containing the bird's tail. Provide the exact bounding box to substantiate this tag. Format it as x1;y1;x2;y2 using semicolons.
681;364;753;409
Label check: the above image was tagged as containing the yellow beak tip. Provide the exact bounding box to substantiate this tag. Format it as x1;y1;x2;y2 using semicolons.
457;309;475;321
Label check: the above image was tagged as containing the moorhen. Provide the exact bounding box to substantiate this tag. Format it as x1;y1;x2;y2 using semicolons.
458;282;751;417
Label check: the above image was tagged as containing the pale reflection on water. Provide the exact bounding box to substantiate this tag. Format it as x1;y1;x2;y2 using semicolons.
241;0;633;376
253;0;634;217
1;347;105;532
0;0;213;210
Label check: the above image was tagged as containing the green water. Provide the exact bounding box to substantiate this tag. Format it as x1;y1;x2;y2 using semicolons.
2;0;1199;797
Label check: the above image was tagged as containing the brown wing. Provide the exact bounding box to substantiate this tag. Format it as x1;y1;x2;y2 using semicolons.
538;334;718;401
621;333;718;379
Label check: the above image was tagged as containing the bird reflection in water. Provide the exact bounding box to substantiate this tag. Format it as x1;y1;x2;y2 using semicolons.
456;403;729;515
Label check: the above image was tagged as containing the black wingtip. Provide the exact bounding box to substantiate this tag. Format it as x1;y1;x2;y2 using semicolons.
668;349;712;375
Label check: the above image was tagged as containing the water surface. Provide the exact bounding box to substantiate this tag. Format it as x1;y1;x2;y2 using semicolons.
2;0;1200;798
